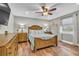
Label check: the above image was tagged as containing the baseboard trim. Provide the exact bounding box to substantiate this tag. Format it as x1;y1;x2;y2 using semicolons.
61;40;74;45
61;40;79;47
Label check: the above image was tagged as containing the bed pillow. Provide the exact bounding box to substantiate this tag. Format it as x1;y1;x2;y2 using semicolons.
37;30;44;34
29;30;35;35
35;30;39;35
29;30;44;35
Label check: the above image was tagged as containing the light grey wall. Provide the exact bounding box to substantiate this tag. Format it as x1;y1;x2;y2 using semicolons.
14;16;49;33
49;19;59;34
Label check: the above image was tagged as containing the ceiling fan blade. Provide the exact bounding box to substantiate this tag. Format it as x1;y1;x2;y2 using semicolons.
41;3;47;10
49;8;56;11
48;13;52;15
35;12;43;16
35;12;43;13
41;6;45;10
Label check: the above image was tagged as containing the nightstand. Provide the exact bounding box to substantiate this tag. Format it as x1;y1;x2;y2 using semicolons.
18;33;27;43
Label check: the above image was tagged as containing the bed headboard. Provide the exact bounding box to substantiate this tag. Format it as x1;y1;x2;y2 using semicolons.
28;25;42;34
28;25;42;30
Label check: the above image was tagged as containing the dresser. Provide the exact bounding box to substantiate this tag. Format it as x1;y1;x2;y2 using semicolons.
0;33;18;56
18;33;27;43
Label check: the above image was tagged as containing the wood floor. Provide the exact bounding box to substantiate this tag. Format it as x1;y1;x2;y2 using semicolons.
18;41;79;56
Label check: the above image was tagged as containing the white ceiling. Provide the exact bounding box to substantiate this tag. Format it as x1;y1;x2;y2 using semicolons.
8;3;79;20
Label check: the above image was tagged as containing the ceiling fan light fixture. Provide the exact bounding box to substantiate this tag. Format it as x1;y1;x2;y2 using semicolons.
35;4;56;16
43;12;48;16
45;6;49;9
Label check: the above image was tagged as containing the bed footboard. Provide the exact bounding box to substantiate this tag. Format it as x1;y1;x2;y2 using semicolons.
34;36;58;51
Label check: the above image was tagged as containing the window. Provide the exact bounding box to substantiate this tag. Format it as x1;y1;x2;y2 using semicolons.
60;16;73;33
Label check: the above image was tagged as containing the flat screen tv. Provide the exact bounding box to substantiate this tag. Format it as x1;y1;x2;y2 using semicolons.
0;3;11;26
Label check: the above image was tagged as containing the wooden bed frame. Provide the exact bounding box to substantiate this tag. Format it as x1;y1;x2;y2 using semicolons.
28;25;58;51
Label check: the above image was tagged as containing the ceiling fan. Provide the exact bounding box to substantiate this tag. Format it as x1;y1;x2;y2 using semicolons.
35;4;56;16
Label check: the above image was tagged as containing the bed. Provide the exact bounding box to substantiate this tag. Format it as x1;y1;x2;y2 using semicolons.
28;25;58;51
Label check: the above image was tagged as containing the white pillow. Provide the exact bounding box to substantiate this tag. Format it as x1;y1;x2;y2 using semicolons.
35;30;39;35
37;30;44;34
29;30;44;35
29;30;35;35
